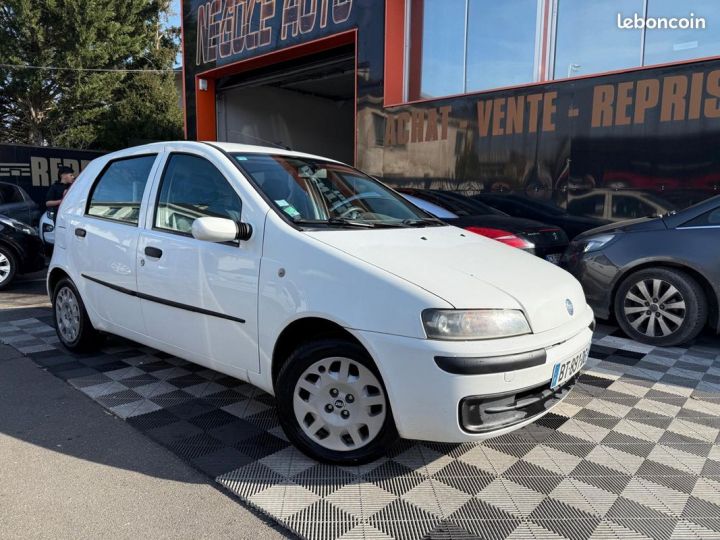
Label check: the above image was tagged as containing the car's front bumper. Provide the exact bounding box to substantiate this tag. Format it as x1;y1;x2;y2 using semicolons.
561;250;619;320
355;306;594;442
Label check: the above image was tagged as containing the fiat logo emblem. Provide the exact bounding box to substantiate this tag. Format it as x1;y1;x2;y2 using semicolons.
565;299;574;316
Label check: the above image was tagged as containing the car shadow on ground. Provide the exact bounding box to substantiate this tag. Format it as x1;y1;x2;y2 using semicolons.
0;270;50;309
0;306;296;538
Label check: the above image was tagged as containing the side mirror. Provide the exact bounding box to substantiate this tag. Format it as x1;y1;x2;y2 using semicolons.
191;216;253;243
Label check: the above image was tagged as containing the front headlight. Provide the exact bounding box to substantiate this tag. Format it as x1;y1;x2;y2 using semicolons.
578;233;615;253
0;216;37;236
422;309;531;340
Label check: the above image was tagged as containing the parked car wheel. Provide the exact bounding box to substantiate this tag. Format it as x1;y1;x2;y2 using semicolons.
276;339;398;464
0;245;18;290
614;268;707;347
52;278;103;352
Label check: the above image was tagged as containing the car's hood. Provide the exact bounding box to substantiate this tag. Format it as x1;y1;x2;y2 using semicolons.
575;216;666;239
305;225;586;334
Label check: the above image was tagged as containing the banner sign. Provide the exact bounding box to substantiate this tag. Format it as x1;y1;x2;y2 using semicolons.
0;144;103;206
195;0;354;67
384;67;720;146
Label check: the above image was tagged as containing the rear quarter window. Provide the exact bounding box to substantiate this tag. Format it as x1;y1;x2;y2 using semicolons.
681;207;720;227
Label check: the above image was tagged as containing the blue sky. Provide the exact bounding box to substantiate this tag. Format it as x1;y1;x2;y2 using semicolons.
167;0;183;67
168;0;181;29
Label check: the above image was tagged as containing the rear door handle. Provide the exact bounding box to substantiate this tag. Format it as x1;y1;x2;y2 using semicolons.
144;246;162;258
75;228;86;238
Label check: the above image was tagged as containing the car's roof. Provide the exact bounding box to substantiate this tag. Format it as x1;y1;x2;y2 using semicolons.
664;193;720;228
103;141;344;165
209;141;338;162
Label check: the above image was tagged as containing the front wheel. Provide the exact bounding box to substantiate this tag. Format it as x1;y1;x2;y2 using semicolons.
276;339;398;464
0;246;18;290
52;278;103;352
614;268;707;347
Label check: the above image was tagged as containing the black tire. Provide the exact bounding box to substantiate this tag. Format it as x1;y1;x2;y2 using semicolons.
275;339;398;464
0;245;18;290
614;268;707;347
52;278;104;352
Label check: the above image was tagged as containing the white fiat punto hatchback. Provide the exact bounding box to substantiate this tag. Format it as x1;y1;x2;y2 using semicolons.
49;141;594;463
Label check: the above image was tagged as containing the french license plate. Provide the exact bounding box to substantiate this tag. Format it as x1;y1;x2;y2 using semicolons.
551;348;588;389
545;253;561;265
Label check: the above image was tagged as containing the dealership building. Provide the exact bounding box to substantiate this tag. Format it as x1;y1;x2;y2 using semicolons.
181;1;720;223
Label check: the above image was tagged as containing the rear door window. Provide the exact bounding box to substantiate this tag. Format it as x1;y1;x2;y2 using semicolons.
0;184;24;204
87;155;156;225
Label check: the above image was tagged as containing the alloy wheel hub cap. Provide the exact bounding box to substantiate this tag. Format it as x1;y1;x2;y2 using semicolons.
623;278;686;337
56;287;81;342
0;253;10;282
293;357;386;452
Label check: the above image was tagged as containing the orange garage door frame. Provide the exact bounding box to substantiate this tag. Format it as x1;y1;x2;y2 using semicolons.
195;29;358;149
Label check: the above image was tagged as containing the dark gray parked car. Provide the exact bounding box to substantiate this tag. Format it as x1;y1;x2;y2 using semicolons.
562;195;720;346
0;182;40;225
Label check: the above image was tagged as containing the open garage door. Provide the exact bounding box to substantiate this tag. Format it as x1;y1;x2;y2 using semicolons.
216;46;355;164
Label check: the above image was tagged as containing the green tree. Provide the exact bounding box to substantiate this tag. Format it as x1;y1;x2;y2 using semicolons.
0;0;182;150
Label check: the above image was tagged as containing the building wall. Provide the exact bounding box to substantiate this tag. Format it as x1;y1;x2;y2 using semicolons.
182;1;720;214
361;59;720;212
0;144;103;206
217;86;355;163
182;0;385;142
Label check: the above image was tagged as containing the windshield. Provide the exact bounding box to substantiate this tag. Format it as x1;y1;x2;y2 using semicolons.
403;194;459;219
232;154;442;228
431;191;506;216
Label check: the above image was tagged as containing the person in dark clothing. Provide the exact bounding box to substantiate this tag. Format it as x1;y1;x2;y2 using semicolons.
46;165;76;210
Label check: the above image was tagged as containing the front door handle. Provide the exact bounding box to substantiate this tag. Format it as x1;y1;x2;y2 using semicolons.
75;228;86;238
144;246;162;258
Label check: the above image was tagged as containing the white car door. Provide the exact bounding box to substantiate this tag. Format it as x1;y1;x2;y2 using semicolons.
69;153;160;338
136;146;263;378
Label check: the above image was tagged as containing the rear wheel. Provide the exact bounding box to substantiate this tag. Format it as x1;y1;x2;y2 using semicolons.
614;268;706;347
52;278;103;352
276;339;398;464
0;246;17;290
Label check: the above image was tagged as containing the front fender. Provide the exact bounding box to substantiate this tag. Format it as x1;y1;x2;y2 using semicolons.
611;256;719;316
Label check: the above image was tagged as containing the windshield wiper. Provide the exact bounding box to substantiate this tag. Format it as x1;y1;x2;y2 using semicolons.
293;217;441;229
293;217;377;228
401;217;446;227
328;217;378;228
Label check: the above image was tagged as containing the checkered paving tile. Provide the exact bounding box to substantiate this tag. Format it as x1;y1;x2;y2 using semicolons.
3;316;720;540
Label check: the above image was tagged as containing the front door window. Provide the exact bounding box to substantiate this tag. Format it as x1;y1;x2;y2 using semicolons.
154;153;243;235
